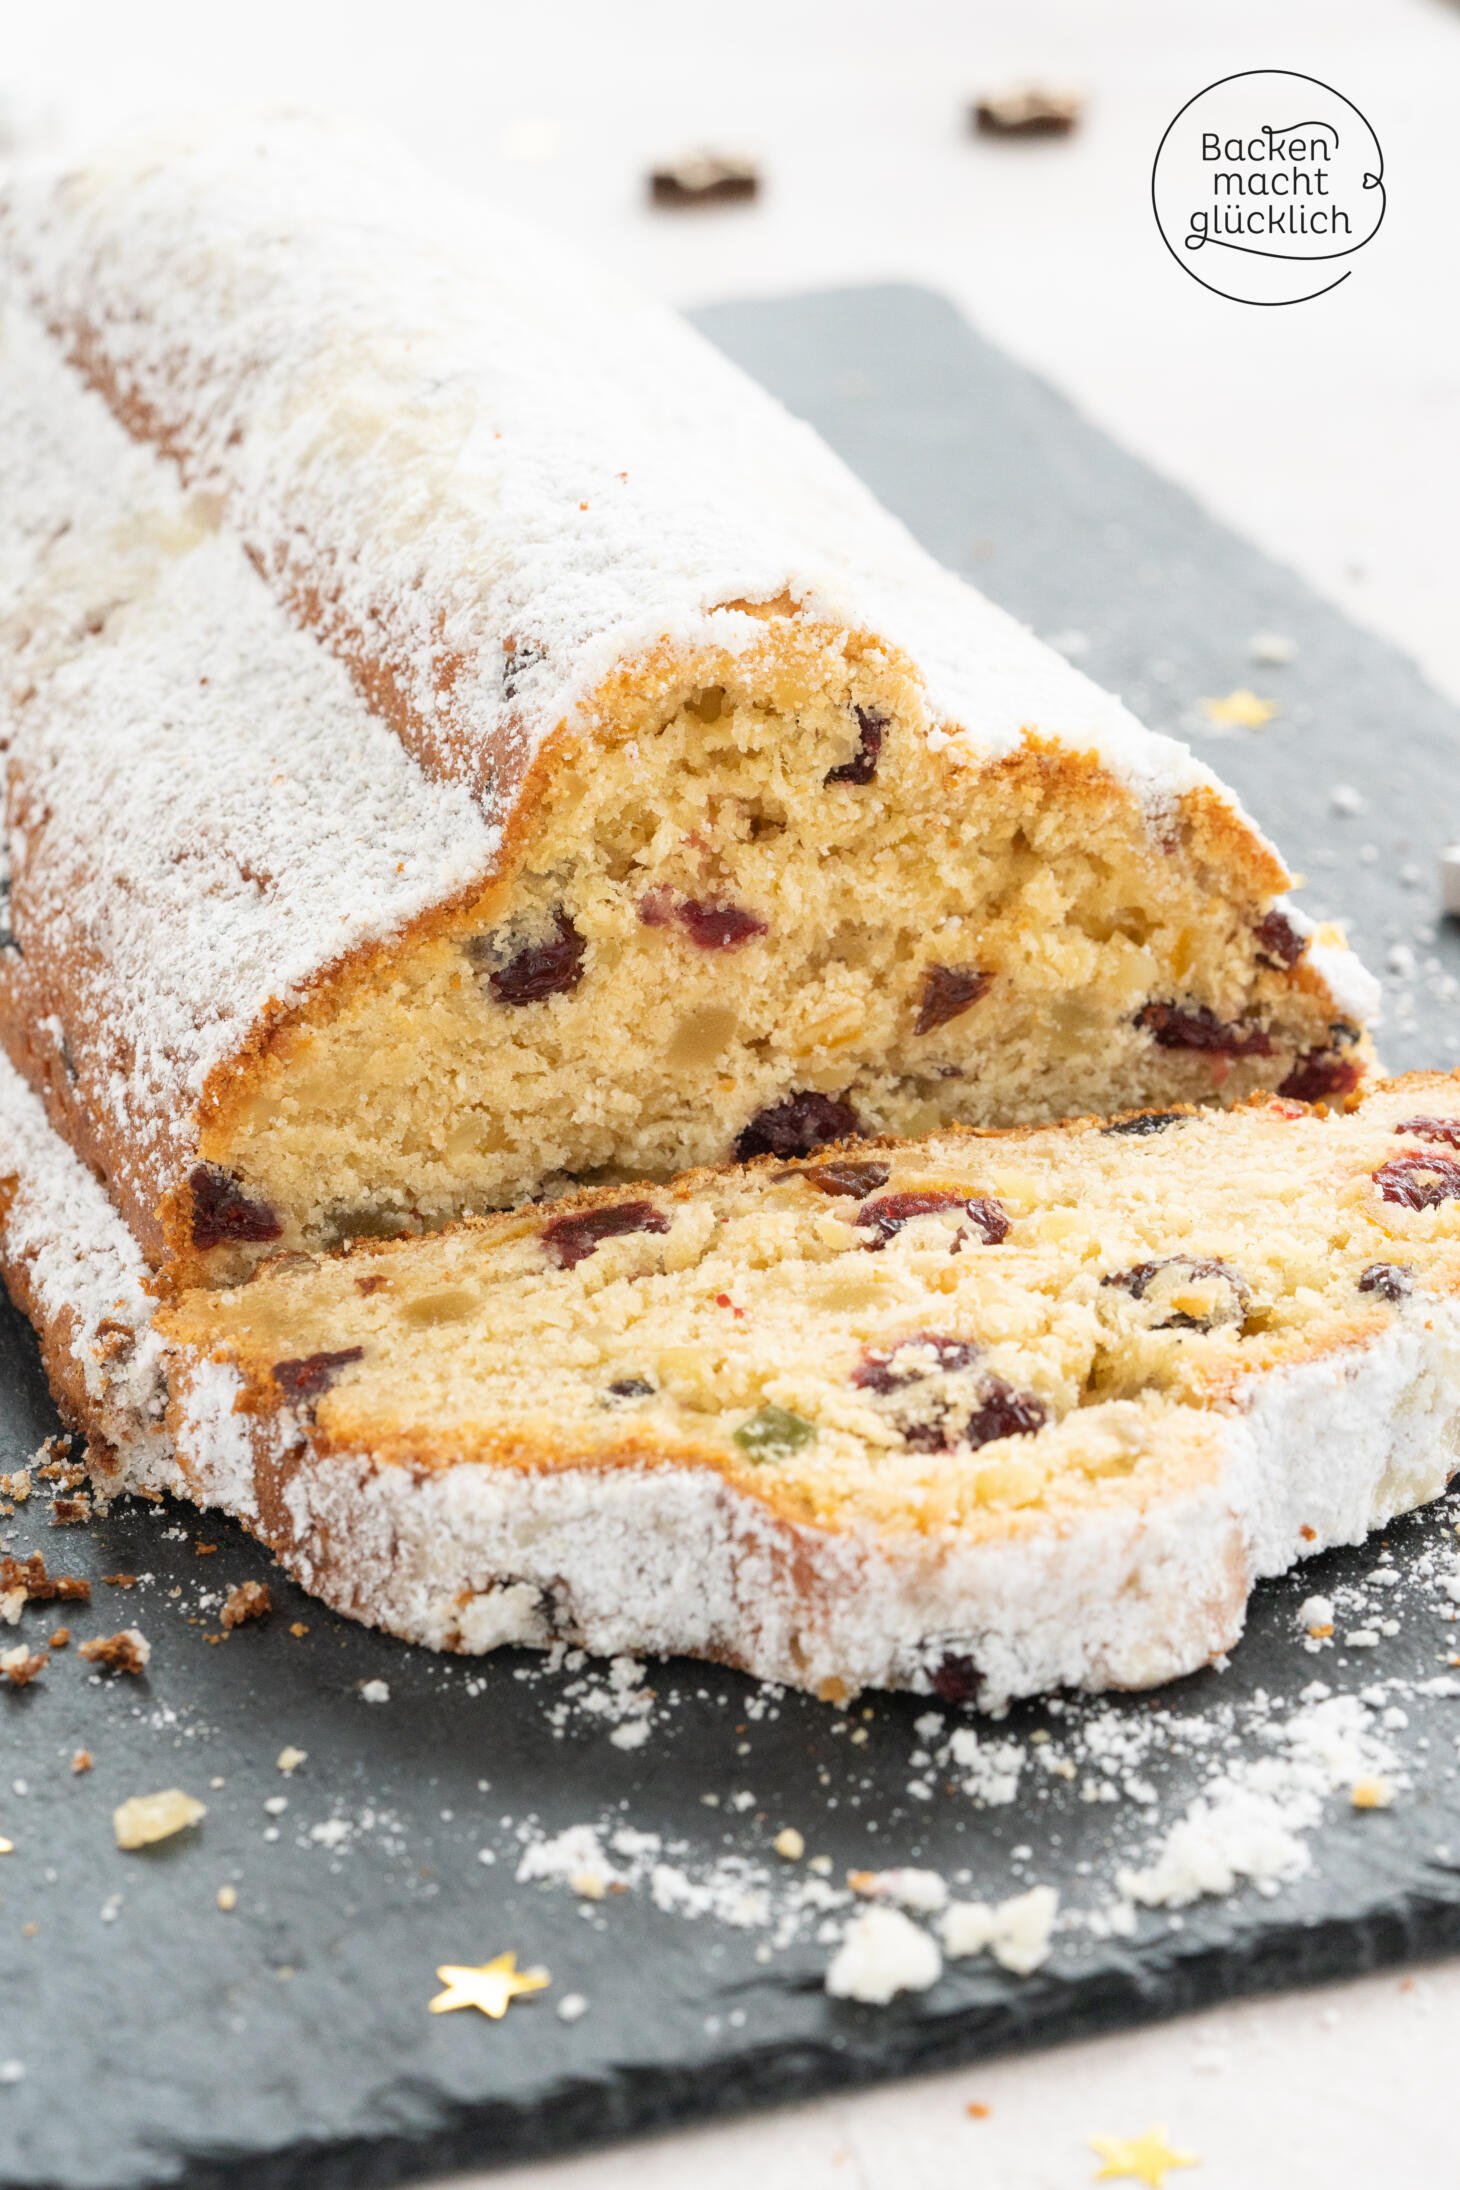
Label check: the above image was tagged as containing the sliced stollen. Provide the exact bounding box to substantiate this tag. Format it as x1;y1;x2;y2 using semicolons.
0;116;1374;1290
22;1063;1449;1706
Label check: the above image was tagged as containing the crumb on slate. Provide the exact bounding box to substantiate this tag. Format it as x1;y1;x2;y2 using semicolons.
79;1628;151;1676
221;1580;272;1630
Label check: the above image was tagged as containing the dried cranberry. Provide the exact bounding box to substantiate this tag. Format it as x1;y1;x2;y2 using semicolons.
472;910;586;1006
1278;1049;1362;1103
795;1158;892;1199
1102;1255;1250;1331
1394;1116;1460;1149
824;706;887;786
676;898;768;951
637;886;675;928
929;1652;981;1705
855;1190;1009;1250
541;1199;670;1270
1101;1110;1185;1139
1254;910;1306;971
1373;1154;1460;1211
189;1166;283;1252
272;1347;365;1401
852;1333;982;1392
963;1376;1048;1448
1135;1002;1272;1058
735;1091;862;1162
914;964;990;1037
1358;1262;1412;1303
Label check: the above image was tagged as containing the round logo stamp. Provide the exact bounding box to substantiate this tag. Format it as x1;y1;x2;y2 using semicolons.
1152;70;1384;305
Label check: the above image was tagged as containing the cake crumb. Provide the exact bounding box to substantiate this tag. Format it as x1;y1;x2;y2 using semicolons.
972;85;1082;137
217;1883;238;1911
71;1749;92;1774
276;1746;307;1775
826;1906;942;2004
1351;1777;1395;1810
114;1789;206;1850
360;1678;390;1704
0;1645;47;1688
220;1580;272;1630
79;1628;150;1676
773;1827;805;1862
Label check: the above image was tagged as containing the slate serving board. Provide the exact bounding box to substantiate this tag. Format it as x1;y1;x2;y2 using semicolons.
4;284;1460;2190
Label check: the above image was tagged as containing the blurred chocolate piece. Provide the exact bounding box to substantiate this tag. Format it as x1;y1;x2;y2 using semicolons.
649;152;760;207
972;87;1083;138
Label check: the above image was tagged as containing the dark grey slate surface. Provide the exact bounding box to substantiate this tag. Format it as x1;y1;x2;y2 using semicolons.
2;284;1460;2190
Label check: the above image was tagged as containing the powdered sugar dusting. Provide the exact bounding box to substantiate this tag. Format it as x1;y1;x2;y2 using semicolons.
0;301;497;1221
2;115;1233;829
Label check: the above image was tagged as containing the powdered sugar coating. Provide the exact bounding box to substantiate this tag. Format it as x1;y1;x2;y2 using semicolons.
3;114;1239;825
0;303;497;1222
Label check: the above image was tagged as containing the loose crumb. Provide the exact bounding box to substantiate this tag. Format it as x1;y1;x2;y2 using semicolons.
1351;1777;1395;1810
78;1628;151;1676
220;1580;272;1630
48;1626;69;1649
557;1992;589;2023
276;1746;307;1775
773;1827;805;1862
71;1750;92;1774
0;1645;48;1688
360;1679;390;1704
289;1622;309;1638
114;1789;206;1850
49;1493;91;1526
826;1906;942;2004
102;1573;138;1588
217;1883;238;1911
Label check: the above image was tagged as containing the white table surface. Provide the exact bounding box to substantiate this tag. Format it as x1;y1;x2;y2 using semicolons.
8;3;1460;2182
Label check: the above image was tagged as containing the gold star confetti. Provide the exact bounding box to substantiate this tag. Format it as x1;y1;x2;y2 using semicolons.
1090;2125;1200;2186
429;1951;551;2020
1202;688;1275;729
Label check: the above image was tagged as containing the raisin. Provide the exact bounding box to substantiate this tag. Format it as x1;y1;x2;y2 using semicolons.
1135;1002;1273;1058
855;1190;1010;1250
824;706;887;786
606;1376;656;1400
929;1652;981;1705
1102;1255;1251;1332
853;1333;982;1392
1101;1110;1186;1139
677;898;768;951
472;909;586;1006
1393;1115;1460;1149
541;1198;670;1269
733;1405;817;1459
736;1091;862;1162
189;1166;283;1252
794;1158;892;1199
1373;1153;1460;1210
1254;910;1306;971
272;1348;365;1401
1278;1049;1363;1104
964;1376;1048;1448
1358;1262;1412;1302
914;964;990;1036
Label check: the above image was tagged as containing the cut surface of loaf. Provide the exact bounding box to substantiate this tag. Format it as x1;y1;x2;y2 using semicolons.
0;119;1374;1288
143;1072;1460;1703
